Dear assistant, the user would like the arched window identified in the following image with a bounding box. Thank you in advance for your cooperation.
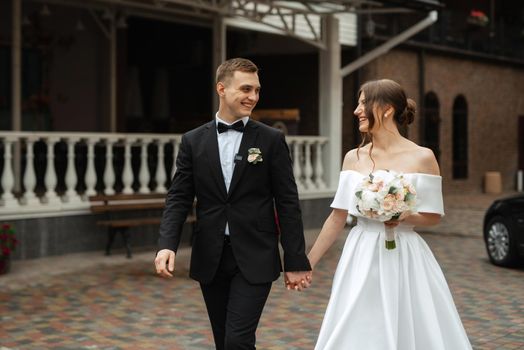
[422,92,440,162]
[452,95,468,179]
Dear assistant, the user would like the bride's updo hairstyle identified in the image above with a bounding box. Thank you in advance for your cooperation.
[357,79,416,164]
[359,78,416,130]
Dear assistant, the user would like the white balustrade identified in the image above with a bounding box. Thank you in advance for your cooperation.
[64,138,82,204]
[171,139,179,179]
[155,140,167,193]
[122,139,134,194]
[1,138,19,208]
[22,138,39,205]
[303,140,315,189]
[0,131,328,217]
[85,138,97,196]
[103,139,116,195]
[43,138,61,205]
[292,140,304,191]
[288,136,329,193]
[138,139,151,194]
[314,140,327,189]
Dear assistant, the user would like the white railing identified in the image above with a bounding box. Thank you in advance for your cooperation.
[0,131,331,218]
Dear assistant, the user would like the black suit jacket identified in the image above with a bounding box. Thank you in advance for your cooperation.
[158,119,311,284]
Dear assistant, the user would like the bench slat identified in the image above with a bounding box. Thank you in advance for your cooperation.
[89,193,166,201]
[91,202,165,213]
[96,215,196,228]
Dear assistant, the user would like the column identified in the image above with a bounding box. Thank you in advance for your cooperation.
[319,15,341,190]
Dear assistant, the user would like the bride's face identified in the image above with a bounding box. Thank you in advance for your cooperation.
[354,92,371,132]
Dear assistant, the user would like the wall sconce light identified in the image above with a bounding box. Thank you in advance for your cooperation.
[102,8,113,21]
[76,19,85,31]
[117,15,127,29]
[40,4,51,16]
[22,15,32,26]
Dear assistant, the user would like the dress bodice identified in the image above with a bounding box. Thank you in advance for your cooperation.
[330,170,445,218]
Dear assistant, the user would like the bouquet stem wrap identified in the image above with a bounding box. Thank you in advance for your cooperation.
[385,226,396,250]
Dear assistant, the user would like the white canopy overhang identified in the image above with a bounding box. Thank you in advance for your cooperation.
[10,0,441,190]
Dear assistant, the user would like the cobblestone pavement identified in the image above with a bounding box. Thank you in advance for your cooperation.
[1,192,523,350]
[425,192,515,237]
[2,232,524,349]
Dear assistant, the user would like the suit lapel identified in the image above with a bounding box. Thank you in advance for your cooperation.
[204,121,228,198]
[228,120,259,198]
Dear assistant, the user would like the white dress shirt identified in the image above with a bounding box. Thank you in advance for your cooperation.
[216,114,249,235]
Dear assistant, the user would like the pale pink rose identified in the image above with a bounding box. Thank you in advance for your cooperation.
[407,184,416,194]
[382,194,396,211]
[393,200,406,212]
[368,180,384,192]
[248,154,258,162]
[395,190,405,201]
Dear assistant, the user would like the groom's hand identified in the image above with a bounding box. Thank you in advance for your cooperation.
[155,249,176,278]
[284,271,312,291]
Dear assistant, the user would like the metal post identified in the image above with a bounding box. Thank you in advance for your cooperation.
[212,16,226,113]
[12,0,22,193]
[12,0,21,132]
[110,18,117,132]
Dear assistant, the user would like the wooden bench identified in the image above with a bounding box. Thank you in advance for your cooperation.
[89,193,196,258]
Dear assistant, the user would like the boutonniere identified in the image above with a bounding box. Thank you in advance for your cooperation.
[247,148,263,164]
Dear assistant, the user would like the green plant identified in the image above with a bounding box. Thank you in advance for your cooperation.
[0,223,18,257]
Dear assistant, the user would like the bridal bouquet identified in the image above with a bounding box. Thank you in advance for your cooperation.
[355,170,417,249]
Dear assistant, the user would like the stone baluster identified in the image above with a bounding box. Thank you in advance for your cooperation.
[171,139,179,178]
[314,140,327,189]
[64,137,82,204]
[103,139,116,195]
[154,140,167,193]
[85,138,98,196]
[22,137,40,206]
[122,138,134,194]
[43,137,61,205]
[138,139,150,194]
[1,138,20,208]
[292,140,304,191]
[303,140,315,190]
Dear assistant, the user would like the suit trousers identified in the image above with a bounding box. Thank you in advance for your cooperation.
[200,236,272,350]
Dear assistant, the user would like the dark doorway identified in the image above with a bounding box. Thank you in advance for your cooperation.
[126,18,213,133]
[423,92,440,162]
[519,116,524,170]
[452,95,468,179]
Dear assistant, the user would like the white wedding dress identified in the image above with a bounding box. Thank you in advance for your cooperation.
[315,170,472,350]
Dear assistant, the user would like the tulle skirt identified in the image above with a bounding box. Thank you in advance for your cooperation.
[315,218,472,350]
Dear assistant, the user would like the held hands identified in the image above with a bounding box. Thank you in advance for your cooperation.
[155,249,176,278]
[284,270,313,291]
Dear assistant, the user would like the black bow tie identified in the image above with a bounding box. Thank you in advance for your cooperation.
[217,120,245,134]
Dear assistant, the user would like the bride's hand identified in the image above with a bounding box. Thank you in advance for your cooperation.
[384,220,400,228]
[384,211,412,228]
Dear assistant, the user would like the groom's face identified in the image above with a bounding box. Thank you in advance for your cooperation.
[219,71,260,119]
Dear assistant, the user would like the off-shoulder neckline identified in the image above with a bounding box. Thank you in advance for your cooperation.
[341,169,442,178]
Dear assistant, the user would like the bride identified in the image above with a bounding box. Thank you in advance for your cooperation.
[307,79,472,349]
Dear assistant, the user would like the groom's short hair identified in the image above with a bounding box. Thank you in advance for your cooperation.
[216,58,258,85]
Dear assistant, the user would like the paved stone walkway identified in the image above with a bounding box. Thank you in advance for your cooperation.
[2,228,524,349]
[425,192,514,237]
[1,191,523,349]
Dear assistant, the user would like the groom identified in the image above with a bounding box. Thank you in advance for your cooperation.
[155,57,312,350]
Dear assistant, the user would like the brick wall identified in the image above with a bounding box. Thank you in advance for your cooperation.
[356,49,524,193]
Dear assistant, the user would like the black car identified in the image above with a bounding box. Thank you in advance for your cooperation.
[484,193,524,266]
